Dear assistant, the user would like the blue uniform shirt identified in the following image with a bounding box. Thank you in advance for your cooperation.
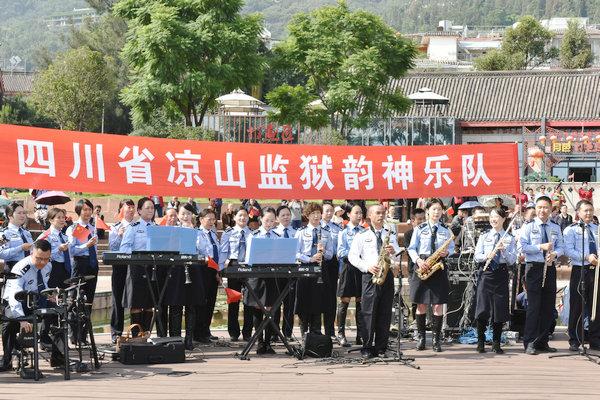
[67,220,98,257]
[119,219,154,253]
[47,226,70,263]
[295,223,334,263]
[218,225,253,269]
[273,224,297,239]
[337,223,366,260]
[2,256,52,318]
[0,223,34,263]
[408,221,455,263]
[563,222,599,266]
[108,219,133,251]
[474,229,518,265]
[198,227,220,260]
[518,217,565,263]
[321,220,342,256]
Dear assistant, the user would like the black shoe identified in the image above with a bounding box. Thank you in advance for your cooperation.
[197,337,212,344]
[355,336,363,346]
[209,335,218,341]
[432,340,443,353]
[242,336,251,342]
[416,335,426,351]
[569,343,580,352]
[265,344,276,355]
[476,341,486,354]
[184,337,194,351]
[50,355,65,368]
[525,343,538,355]
[337,334,350,347]
[492,342,504,354]
[536,344,557,353]
[360,348,374,358]
[256,343,267,355]
[230,336,239,342]
[0,364,13,372]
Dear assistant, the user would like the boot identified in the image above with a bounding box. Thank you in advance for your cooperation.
[492,322,504,354]
[336,302,351,347]
[254,309,266,354]
[416,313,426,350]
[432,315,443,353]
[476,319,486,353]
[130,312,143,338]
[355,302,363,345]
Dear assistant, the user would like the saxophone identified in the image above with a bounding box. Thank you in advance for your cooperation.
[416,233,455,280]
[372,235,391,285]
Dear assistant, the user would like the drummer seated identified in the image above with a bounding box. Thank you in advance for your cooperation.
[1,239,65,371]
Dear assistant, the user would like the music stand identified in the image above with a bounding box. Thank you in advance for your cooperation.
[550,222,600,365]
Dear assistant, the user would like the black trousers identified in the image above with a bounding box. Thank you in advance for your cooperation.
[73,256,98,304]
[361,270,394,353]
[227,278,253,339]
[299,313,321,334]
[48,260,70,289]
[568,266,600,347]
[196,267,218,339]
[110,265,128,337]
[281,281,296,337]
[1,319,19,368]
[523,262,557,349]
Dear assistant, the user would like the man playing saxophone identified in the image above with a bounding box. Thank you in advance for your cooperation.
[408,198,455,352]
[348,204,403,358]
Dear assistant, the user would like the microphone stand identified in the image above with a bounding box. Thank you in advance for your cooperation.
[550,221,600,364]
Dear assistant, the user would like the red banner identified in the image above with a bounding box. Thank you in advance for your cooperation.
[0,124,520,199]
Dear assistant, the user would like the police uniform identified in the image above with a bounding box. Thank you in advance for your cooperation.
[1,257,63,369]
[163,226,206,345]
[473,228,517,352]
[563,221,600,348]
[195,226,220,341]
[407,221,456,305]
[337,223,366,297]
[295,223,334,334]
[119,219,156,309]
[108,219,131,340]
[321,220,341,337]
[219,225,254,341]
[408,220,455,351]
[348,226,402,355]
[519,217,565,352]
[66,220,99,304]
[0,223,34,272]
[273,224,297,338]
[46,226,72,289]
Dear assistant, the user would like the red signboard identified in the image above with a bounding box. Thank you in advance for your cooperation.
[0,124,520,199]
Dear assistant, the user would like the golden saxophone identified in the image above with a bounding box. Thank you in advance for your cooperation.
[417,233,455,280]
[372,235,391,286]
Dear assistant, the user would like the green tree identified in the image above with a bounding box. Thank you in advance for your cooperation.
[30,47,116,131]
[0,96,57,128]
[114,0,265,127]
[266,84,328,129]
[560,19,593,69]
[268,0,416,137]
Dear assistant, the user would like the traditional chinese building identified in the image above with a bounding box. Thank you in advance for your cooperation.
[391,69,600,182]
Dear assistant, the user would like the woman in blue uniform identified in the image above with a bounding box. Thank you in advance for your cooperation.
[473,208,517,354]
[408,198,455,352]
[119,197,156,336]
[0,202,34,272]
[246,207,281,354]
[46,207,72,289]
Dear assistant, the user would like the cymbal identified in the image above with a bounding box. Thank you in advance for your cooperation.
[64,282,87,291]
[0,271,19,279]
[64,275,96,285]
[40,287,61,296]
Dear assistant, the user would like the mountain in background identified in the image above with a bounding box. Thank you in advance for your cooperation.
[0,0,595,70]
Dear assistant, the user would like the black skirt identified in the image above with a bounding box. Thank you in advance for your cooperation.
[475,264,510,323]
[49,260,70,289]
[409,265,449,304]
[295,275,323,315]
[123,264,156,309]
[164,264,206,306]
[243,277,281,308]
[337,258,362,297]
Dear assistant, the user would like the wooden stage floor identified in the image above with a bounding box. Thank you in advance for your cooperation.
[1,329,600,399]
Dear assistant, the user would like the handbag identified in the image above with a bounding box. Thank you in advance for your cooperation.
[115,324,151,352]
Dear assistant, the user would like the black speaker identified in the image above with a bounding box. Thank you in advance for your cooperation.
[446,276,470,329]
[302,333,332,358]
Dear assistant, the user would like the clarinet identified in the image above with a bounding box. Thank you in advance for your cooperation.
[184,263,192,285]
[316,229,323,283]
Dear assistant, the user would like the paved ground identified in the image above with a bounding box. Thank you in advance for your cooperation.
[1,328,600,399]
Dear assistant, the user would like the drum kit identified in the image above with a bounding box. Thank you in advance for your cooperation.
[0,271,99,380]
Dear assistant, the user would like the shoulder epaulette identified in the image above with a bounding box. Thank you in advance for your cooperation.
[439,222,447,228]
[224,226,233,232]
[525,220,534,224]
[20,264,31,274]
[418,222,428,229]
[114,221,122,227]
[321,225,331,231]
[271,231,280,237]
[252,230,260,236]
[549,220,559,226]
[131,221,140,226]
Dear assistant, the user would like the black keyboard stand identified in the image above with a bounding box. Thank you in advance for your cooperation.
[237,278,303,360]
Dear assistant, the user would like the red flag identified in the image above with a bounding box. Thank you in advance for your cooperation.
[72,224,91,242]
[447,207,455,216]
[225,288,242,304]
[155,216,168,226]
[95,217,111,231]
[207,257,219,271]
[38,229,51,241]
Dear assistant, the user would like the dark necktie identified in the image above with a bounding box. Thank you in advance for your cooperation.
[376,230,383,252]
[266,231,271,238]
[238,230,246,262]
[37,269,48,308]
[19,228,30,257]
[354,226,360,233]
[59,233,72,276]
[430,225,438,253]
[541,223,549,259]
[87,225,98,269]
[588,225,597,255]
[209,231,219,263]
[493,232,501,264]
[311,227,318,256]
[283,228,289,238]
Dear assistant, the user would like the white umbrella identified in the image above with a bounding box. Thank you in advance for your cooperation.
[216,89,264,106]
[407,87,449,105]
[478,195,516,208]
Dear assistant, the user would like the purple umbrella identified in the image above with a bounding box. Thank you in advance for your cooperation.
[34,191,71,206]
